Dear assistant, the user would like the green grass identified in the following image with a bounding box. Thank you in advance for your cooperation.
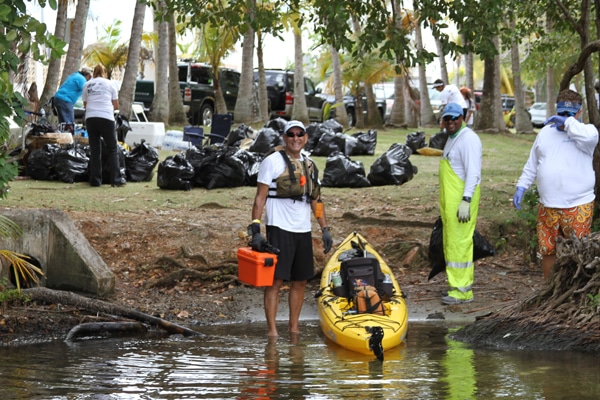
[2,126,536,239]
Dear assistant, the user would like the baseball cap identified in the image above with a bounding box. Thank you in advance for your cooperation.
[81,67,93,76]
[284,120,306,134]
[432,79,445,88]
[441,102,463,118]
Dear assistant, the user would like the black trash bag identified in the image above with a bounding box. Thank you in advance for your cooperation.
[305,122,327,153]
[312,131,345,156]
[157,153,195,190]
[321,119,344,133]
[367,143,417,186]
[427,217,497,280]
[233,148,264,186]
[26,144,61,181]
[428,131,449,150]
[116,114,132,142]
[29,121,58,135]
[53,144,89,183]
[248,127,283,154]
[322,152,370,188]
[350,130,377,156]
[226,124,254,147]
[406,131,427,152]
[101,142,128,184]
[126,139,159,182]
[265,118,288,135]
[186,146,246,189]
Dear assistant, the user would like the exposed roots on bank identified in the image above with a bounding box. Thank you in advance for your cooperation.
[453,232,600,351]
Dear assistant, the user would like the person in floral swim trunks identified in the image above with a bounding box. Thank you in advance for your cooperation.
[513,89,598,279]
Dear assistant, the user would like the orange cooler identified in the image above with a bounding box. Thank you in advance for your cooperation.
[237,247,278,286]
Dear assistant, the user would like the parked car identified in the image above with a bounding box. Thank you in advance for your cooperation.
[529,102,547,128]
[256,69,327,122]
[134,62,240,126]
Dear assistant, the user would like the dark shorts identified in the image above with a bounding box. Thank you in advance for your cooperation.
[266,226,314,281]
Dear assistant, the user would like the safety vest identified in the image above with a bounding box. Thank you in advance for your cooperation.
[268,150,320,202]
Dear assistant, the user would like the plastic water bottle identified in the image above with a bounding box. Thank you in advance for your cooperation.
[383,274,392,284]
[331,271,342,287]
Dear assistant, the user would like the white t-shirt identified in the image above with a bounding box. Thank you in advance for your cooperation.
[516,117,598,208]
[440,84,468,109]
[442,125,482,198]
[82,77,118,121]
[257,151,312,233]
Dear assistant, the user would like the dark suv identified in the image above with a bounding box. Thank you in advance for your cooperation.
[256,69,327,122]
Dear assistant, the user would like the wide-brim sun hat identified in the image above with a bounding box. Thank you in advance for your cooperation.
[284,120,306,134]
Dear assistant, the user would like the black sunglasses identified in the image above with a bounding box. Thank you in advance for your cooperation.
[285,131,306,138]
[443,115,461,122]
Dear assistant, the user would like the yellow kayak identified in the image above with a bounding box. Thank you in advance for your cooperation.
[316,232,408,360]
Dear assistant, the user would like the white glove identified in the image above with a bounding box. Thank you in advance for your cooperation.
[457,200,471,223]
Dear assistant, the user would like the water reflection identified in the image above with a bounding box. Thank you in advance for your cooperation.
[0,322,598,399]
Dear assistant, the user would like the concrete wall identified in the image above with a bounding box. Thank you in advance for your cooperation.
[0,209,115,296]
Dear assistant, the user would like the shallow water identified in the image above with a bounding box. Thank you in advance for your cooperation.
[0,322,598,399]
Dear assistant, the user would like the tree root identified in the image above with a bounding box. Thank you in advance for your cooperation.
[453,232,600,351]
[66,321,147,341]
[23,287,202,337]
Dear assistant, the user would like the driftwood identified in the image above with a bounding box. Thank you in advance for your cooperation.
[23,287,202,337]
[453,232,600,351]
[66,321,147,341]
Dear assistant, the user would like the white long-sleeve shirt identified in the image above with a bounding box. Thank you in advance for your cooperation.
[442,125,482,198]
[516,117,598,208]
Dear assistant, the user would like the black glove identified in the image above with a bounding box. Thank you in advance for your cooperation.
[247,222,261,237]
[322,228,333,254]
[250,232,268,252]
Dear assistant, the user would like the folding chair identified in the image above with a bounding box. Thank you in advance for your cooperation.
[183,126,205,148]
[131,103,149,122]
[205,113,232,145]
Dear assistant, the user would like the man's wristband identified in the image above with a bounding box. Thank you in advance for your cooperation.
[462,196,471,203]
[321,226,330,233]
[252,219,261,224]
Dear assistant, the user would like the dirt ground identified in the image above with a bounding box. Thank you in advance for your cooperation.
[0,204,543,346]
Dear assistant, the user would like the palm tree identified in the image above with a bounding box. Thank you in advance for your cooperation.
[167,14,188,125]
[149,1,169,124]
[61,0,90,84]
[40,0,70,111]
[118,0,147,120]
[291,15,309,124]
[233,0,257,124]
[82,20,128,79]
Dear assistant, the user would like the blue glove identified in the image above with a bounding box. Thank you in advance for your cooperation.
[513,187,526,210]
[544,115,568,131]
[322,228,333,254]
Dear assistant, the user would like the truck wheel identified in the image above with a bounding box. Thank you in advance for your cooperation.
[200,104,214,127]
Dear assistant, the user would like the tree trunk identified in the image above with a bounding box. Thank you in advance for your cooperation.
[40,0,68,110]
[118,0,146,120]
[509,18,534,134]
[389,75,406,126]
[416,21,437,127]
[364,82,383,128]
[256,31,269,123]
[404,77,419,128]
[435,37,449,84]
[292,28,309,124]
[546,17,556,116]
[233,0,257,124]
[474,36,505,133]
[167,14,188,125]
[150,2,169,124]
[330,45,349,127]
[60,0,90,84]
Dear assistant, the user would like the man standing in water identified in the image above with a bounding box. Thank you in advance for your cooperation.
[438,102,482,305]
[249,120,333,337]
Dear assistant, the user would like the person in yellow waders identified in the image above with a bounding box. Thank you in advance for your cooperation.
[439,102,482,305]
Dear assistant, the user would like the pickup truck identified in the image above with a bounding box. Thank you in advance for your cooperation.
[134,62,240,126]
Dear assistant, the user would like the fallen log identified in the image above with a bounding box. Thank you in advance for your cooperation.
[66,321,147,341]
[23,287,202,337]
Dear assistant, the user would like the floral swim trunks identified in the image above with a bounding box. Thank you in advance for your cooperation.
[536,201,594,256]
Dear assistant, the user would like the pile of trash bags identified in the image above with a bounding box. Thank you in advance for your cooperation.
[157,118,420,191]
[26,139,159,184]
